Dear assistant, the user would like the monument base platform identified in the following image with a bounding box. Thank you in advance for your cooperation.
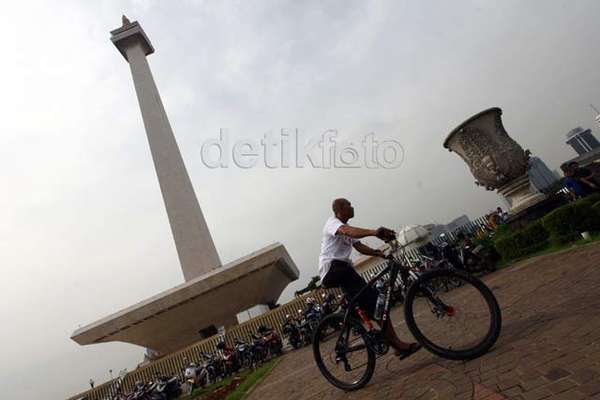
[71,243,298,355]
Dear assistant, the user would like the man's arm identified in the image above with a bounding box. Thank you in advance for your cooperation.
[582,179,598,189]
[579,169,597,188]
[337,224,396,240]
[353,242,385,257]
[337,225,377,239]
[580,168,595,180]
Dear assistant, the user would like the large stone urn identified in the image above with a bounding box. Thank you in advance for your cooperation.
[443,107,545,215]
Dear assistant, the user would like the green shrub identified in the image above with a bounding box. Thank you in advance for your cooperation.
[493,221,549,260]
[492,197,600,260]
[542,201,600,244]
[594,201,600,218]
[570,201,599,231]
[474,233,494,248]
[474,233,501,263]
[577,192,600,208]
[492,224,512,241]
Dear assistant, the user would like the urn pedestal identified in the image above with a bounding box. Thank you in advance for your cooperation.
[443,107,546,214]
[497,174,546,215]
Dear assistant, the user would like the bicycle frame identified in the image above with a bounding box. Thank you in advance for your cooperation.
[339,244,419,334]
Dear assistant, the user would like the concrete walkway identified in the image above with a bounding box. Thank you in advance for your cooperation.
[248,242,600,400]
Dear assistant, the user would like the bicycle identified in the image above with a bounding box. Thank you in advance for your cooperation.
[312,238,502,391]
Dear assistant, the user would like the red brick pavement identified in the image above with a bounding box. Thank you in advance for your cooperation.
[248,242,600,400]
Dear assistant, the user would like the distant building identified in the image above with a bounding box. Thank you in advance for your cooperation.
[446,215,471,232]
[424,215,471,240]
[561,147,600,171]
[422,223,447,239]
[528,157,558,193]
[429,224,449,238]
[566,127,600,155]
[592,104,600,131]
[552,169,562,180]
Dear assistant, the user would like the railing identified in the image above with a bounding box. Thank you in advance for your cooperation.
[68,216,490,400]
[429,215,490,247]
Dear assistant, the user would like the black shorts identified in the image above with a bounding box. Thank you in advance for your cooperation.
[321,259,378,318]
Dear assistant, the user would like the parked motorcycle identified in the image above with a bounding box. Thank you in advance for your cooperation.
[154,375,181,400]
[182,357,214,395]
[453,233,496,273]
[320,293,337,316]
[296,309,313,345]
[124,380,158,400]
[249,333,266,367]
[282,315,302,349]
[234,337,253,369]
[216,340,239,376]
[203,352,225,382]
[320,293,342,331]
[303,298,322,333]
[257,325,283,357]
[182,363,199,395]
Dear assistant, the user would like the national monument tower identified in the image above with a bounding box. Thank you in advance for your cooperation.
[71,17,298,356]
[111,16,220,281]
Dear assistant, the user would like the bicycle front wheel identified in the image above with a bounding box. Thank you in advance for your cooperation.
[404,268,501,360]
[312,313,375,391]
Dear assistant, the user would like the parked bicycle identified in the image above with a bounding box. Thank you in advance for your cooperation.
[312,238,502,391]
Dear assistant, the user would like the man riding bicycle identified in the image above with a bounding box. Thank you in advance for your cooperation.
[319,198,421,359]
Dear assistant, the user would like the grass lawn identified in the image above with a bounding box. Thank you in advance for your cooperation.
[497,232,600,268]
[225,359,279,400]
[184,359,280,400]
[186,376,236,399]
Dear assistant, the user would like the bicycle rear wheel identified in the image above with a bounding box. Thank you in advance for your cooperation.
[312,313,375,391]
[404,268,501,360]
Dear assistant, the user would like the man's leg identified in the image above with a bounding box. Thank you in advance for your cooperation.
[378,318,413,352]
[332,261,419,355]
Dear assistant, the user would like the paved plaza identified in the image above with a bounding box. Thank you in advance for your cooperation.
[248,242,600,400]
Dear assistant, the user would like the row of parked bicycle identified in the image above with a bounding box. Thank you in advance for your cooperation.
[104,374,181,400]
[180,325,283,394]
[281,293,339,349]
[104,325,284,399]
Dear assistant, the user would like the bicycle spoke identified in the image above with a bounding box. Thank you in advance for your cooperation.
[405,269,501,360]
[346,360,371,371]
[346,344,367,353]
[313,313,376,390]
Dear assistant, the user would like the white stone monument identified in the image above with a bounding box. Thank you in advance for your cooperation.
[71,17,299,359]
[111,16,221,281]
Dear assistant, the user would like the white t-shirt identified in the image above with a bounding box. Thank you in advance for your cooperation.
[318,216,359,280]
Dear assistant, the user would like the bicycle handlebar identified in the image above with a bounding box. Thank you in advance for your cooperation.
[383,238,400,256]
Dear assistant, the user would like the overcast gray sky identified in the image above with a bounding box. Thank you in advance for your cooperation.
[1,1,599,398]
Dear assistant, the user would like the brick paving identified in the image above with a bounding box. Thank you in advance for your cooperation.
[248,242,600,400]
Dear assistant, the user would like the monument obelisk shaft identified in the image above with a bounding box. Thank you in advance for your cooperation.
[111,18,221,281]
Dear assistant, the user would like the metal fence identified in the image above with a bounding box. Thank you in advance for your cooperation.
[429,215,490,247]
[67,216,490,400]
